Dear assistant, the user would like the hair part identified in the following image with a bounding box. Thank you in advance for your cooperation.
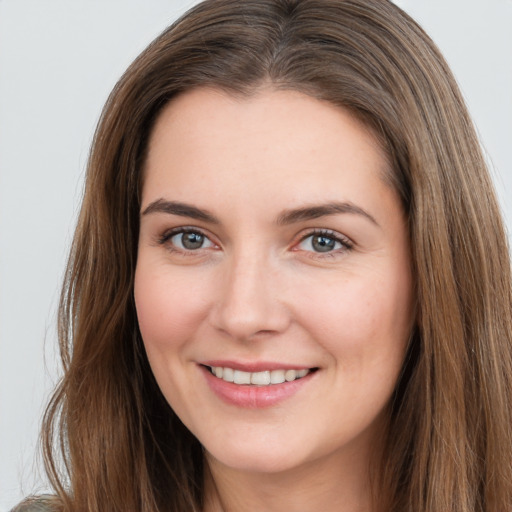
[35,1,512,511]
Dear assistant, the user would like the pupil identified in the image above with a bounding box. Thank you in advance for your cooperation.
[312,235,335,252]
[182,232,204,249]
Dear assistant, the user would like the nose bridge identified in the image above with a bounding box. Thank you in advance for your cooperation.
[212,244,288,340]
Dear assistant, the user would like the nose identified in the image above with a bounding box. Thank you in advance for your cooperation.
[210,251,290,341]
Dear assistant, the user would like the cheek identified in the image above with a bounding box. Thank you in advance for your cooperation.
[134,264,212,352]
[133,262,215,429]
[295,268,413,368]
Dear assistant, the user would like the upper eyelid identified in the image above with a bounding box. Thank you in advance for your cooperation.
[156,226,353,250]
[296,228,353,246]
[293,230,354,259]
[160,225,213,240]
[157,227,219,256]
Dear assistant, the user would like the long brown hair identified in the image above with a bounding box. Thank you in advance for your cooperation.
[34,0,512,510]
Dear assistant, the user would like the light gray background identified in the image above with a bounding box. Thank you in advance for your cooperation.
[1,1,511,509]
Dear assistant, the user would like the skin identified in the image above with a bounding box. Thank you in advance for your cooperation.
[135,87,414,512]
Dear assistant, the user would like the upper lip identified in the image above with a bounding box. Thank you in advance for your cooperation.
[200,360,316,372]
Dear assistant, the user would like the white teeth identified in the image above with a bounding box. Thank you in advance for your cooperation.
[251,371,270,385]
[209,366,312,386]
[285,369,296,381]
[223,367,234,382]
[233,370,251,385]
[270,369,285,384]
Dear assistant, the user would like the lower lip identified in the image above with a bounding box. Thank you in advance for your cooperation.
[200,365,316,408]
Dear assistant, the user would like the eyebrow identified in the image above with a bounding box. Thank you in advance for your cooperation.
[141,199,220,224]
[275,202,379,227]
[142,198,379,227]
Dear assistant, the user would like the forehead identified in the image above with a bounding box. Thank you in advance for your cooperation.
[142,87,395,218]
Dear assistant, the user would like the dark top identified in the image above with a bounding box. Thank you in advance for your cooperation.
[10,495,54,512]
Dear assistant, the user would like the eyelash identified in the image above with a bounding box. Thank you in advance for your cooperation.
[157,227,216,255]
[297,229,353,257]
[157,227,353,257]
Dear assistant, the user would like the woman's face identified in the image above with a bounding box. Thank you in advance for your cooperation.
[135,88,414,475]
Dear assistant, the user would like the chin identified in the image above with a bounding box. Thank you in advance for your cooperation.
[204,439,309,475]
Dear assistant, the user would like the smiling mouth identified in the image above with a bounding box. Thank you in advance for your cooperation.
[205,365,318,386]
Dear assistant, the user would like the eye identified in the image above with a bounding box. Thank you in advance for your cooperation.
[297,230,351,254]
[160,228,216,251]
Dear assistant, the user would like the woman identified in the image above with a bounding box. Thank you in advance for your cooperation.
[15,0,512,511]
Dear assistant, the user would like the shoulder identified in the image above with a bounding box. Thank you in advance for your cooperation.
[10,495,57,512]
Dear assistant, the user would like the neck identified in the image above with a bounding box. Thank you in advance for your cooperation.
[202,444,379,512]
